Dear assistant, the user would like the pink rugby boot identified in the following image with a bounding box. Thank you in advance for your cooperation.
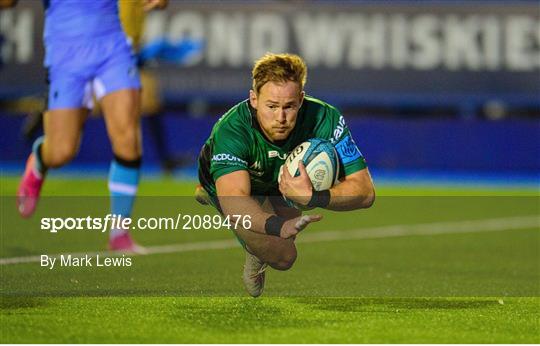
[17,154,45,218]
[108,231,147,254]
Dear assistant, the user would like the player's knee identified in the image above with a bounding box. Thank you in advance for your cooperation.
[111,128,139,157]
[45,144,78,167]
[270,249,297,271]
[116,126,137,145]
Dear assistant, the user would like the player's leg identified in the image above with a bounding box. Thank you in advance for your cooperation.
[41,109,87,167]
[234,200,300,271]
[101,88,142,160]
[236,230,297,271]
[96,36,143,252]
[234,197,301,297]
[238,228,297,297]
[17,73,89,217]
[100,88,143,252]
[195,180,301,297]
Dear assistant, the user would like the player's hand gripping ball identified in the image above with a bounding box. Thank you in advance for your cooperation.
[279,138,339,209]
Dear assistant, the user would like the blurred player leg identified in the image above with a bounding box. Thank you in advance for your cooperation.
[93,24,144,252]
[101,88,145,253]
[41,109,87,167]
[17,34,96,218]
[120,0,181,174]
[17,107,87,217]
[22,111,44,143]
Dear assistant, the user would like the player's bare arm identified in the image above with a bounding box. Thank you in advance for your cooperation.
[216,170,322,239]
[279,162,375,211]
[216,170,272,234]
[326,168,375,211]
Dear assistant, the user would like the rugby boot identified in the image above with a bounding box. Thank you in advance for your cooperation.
[195,184,211,205]
[17,154,45,218]
[108,231,147,254]
[243,251,267,298]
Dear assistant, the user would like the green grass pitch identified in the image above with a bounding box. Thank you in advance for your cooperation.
[1,175,538,343]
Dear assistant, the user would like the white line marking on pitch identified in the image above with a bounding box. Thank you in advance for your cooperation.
[0,215,538,266]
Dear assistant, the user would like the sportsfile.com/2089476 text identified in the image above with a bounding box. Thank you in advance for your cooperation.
[40,214,252,233]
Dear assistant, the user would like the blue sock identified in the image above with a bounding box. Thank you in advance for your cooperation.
[108,156,141,239]
[32,136,46,175]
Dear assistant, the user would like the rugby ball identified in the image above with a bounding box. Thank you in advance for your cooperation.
[279,138,339,209]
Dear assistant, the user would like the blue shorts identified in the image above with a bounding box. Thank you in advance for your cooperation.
[45,32,141,110]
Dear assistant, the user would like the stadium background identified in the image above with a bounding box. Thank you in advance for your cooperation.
[1,0,538,177]
[0,0,539,343]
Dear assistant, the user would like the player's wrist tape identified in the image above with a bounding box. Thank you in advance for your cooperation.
[265,215,285,237]
[307,189,331,208]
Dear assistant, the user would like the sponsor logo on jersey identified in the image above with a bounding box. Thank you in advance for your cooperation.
[249,161,264,177]
[268,150,287,160]
[250,161,262,170]
[332,116,346,143]
[212,153,247,166]
[335,135,362,164]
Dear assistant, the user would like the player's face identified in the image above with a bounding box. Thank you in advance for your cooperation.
[250,81,304,142]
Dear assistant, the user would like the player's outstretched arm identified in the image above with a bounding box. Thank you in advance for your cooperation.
[217,170,322,239]
[279,162,375,211]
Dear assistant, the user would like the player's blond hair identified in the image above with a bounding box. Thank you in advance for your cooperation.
[252,53,307,94]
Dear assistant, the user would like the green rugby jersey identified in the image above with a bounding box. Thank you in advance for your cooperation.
[198,96,367,197]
